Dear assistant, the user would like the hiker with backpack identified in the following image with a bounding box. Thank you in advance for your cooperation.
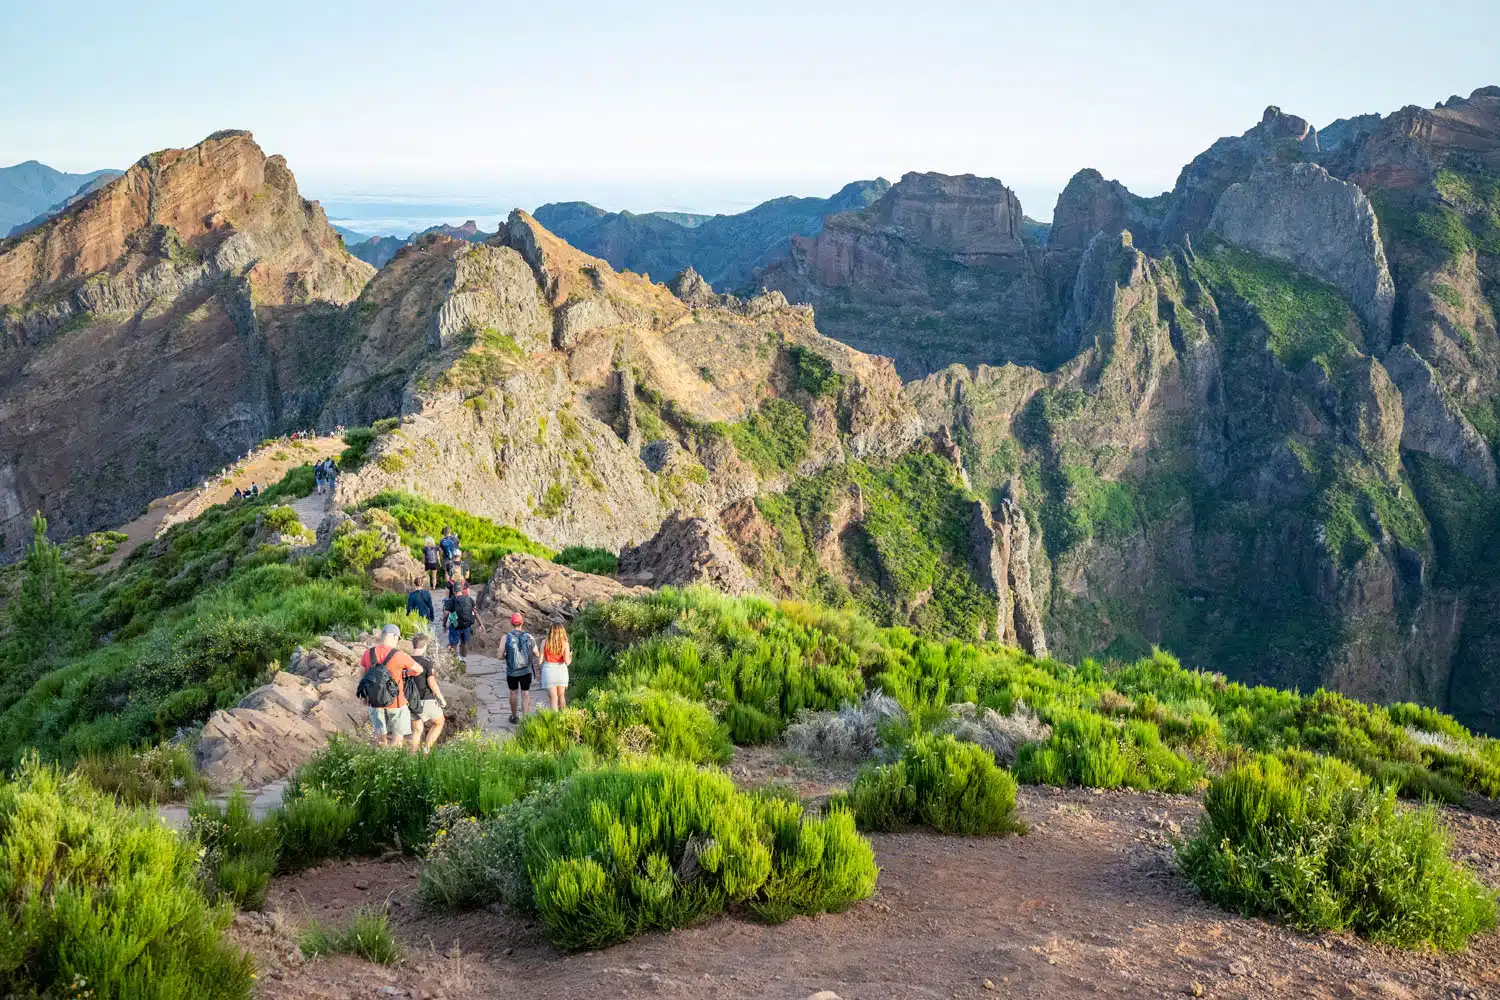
[421,536,442,589]
[501,612,539,723]
[355,624,423,748]
[407,633,449,753]
[439,526,460,561]
[443,548,470,596]
[406,576,434,624]
[541,623,572,710]
[443,584,485,659]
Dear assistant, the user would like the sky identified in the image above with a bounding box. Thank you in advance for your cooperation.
[4,0,1498,233]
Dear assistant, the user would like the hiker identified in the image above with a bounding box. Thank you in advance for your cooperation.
[501,612,538,723]
[439,526,460,560]
[421,536,442,589]
[314,460,327,495]
[407,633,449,752]
[443,583,485,659]
[249,482,260,497]
[541,623,572,710]
[232,488,243,500]
[443,548,469,595]
[406,576,434,623]
[355,624,422,749]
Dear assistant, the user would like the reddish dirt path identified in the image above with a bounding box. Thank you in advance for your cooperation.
[238,786,1499,1000]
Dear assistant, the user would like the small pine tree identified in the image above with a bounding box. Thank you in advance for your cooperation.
[9,513,86,666]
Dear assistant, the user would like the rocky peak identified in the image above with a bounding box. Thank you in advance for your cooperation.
[1208,161,1395,348]
[869,171,1028,258]
[1259,105,1317,143]
[668,266,722,306]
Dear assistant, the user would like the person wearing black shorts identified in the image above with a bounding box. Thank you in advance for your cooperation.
[501,613,538,723]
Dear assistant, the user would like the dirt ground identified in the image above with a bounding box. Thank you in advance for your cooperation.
[237,762,1499,1000]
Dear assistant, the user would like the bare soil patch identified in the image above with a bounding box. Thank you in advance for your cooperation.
[245,785,1499,1000]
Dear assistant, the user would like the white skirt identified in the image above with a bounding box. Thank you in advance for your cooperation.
[541,663,570,690]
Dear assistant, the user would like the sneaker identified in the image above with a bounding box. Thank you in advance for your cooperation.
[508,714,518,724]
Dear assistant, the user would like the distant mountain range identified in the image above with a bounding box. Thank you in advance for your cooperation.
[0,161,121,235]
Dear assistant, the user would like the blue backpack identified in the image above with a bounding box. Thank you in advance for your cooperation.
[503,629,534,676]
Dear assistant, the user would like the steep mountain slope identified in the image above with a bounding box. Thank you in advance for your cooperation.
[0,130,373,553]
[899,86,1500,732]
[326,212,925,555]
[533,179,890,294]
[0,161,119,234]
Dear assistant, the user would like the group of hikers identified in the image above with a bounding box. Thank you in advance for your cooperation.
[313,458,337,495]
[357,524,573,747]
[231,483,260,500]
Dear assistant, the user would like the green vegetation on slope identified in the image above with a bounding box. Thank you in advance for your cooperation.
[724,397,811,475]
[753,452,997,639]
[363,490,554,581]
[0,467,422,768]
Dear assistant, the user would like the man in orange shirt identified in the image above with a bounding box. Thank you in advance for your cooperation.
[357,624,424,749]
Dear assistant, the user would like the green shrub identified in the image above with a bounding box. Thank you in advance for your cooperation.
[553,545,619,575]
[339,426,378,469]
[520,760,876,950]
[284,733,589,856]
[363,490,553,581]
[273,788,357,872]
[0,760,255,999]
[329,524,386,573]
[1177,756,1497,950]
[725,398,811,474]
[847,734,1022,835]
[514,687,731,765]
[73,742,209,805]
[1014,709,1202,793]
[300,907,401,964]
[788,345,846,398]
[190,788,281,910]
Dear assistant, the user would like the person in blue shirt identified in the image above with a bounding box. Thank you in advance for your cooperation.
[406,576,434,624]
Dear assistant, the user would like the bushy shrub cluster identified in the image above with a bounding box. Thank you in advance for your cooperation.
[299,907,400,964]
[514,687,731,765]
[783,692,905,762]
[363,490,554,580]
[844,733,1023,836]
[938,700,1051,767]
[0,760,255,999]
[1178,755,1497,950]
[1014,710,1202,793]
[553,544,620,576]
[73,742,209,805]
[523,760,876,949]
[191,788,282,910]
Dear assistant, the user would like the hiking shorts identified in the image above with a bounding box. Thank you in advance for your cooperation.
[415,700,445,723]
[369,705,411,737]
[448,625,474,647]
[506,673,533,691]
[541,664,570,690]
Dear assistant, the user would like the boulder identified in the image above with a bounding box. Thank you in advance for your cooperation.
[480,552,647,633]
[619,511,760,595]
[1209,161,1395,348]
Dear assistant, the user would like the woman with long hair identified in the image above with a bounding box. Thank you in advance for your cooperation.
[541,624,571,710]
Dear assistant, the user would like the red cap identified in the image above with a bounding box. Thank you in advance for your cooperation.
[510,613,524,626]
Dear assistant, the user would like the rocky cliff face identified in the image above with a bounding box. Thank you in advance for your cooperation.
[901,86,1500,732]
[532,180,890,294]
[0,131,373,553]
[758,172,1048,378]
[328,210,924,552]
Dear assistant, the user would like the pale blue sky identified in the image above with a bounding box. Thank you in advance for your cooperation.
[4,0,1497,223]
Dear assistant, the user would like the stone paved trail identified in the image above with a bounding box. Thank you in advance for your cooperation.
[464,653,532,736]
[288,490,331,533]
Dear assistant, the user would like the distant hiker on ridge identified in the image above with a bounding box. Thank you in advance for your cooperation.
[355,624,423,749]
[502,612,538,723]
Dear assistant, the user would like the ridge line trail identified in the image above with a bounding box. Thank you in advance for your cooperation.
[100,434,344,571]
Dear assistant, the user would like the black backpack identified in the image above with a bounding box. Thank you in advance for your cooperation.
[451,594,476,629]
[356,647,402,708]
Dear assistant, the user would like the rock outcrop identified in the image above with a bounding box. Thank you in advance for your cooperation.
[329,209,923,552]
[195,635,476,788]
[1209,161,1395,347]
[1383,344,1498,487]
[0,130,373,554]
[619,512,760,595]
[480,552,647,631]
[758,172,1048,377]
